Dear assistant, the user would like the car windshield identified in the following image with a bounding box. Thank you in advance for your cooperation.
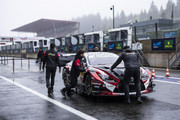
[87,53,124,67]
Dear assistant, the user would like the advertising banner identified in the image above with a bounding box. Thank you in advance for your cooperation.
[107,42,116,51]
[116,41,123,51]
[88,43,100,51]
[163,31,177,38]
[107,41,123,51]
[151,38,176,51]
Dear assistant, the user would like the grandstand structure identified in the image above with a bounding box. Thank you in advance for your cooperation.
[12,18,79,38]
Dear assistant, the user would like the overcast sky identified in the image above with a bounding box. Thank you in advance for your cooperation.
[0,0,176,37]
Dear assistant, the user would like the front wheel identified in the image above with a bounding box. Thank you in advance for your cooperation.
[84,74,93,96]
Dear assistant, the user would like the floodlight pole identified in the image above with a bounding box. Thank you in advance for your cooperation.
[110,5,115,28]
[53,21,57,37]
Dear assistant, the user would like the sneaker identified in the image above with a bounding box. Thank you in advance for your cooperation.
[51,87,54,93]
[48,88,51,94]
[137,97,143,104]
[124,96,131,104]
[51,89,54,93]
[67,91,74,96]
[60,89,66,97]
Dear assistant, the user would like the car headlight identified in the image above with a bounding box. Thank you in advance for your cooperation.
[141,68,149,81]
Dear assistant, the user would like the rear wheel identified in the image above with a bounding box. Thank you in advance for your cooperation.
[84,74,93,96]
[62,68,71,87]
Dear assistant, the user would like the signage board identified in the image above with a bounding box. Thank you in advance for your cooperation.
[163,31,177,38]
[151,38,176,51]
[107,41,123,51]
[116,41,123,51]
[107,42,116,51]
[88,43,100,51]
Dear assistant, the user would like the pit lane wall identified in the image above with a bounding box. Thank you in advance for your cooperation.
[140,37,180,68]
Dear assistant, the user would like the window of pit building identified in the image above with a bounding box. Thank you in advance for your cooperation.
[34,41,37,46]
[103,35,110,43]
[109,31,121,41]
[121,30,128,40]
[65,37,71,45]
[11,45,15,50]
[85,35,93,44]
[44,40,47,46]
[7,46,10,50]
[50,39,55,44]
[17,44,21,49]
[22,43,26,49]
[25,43,29,49]
[39,40,43,48]
[85,34,100,44]
[30,41,33,48]
[93,34,100,43]
[62,38,65,46]
[79,35,83,44]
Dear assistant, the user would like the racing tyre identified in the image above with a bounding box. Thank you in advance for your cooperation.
[62,68,71,87]
[85,74,93,96]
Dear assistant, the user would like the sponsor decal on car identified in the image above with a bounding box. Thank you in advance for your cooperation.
[103,81,116,92]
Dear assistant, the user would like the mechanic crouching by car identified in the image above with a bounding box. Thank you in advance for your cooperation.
[61,49,87,96]
[44,43,61,94]
[36,47,45,70]
[111,46,142,104]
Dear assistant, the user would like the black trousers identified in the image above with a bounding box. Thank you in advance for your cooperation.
[123,68,141,98]
[38,58,45,70]
[46,67,56,89]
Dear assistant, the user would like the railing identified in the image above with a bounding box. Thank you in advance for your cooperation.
[136,50,144,67]
[0,54,41,73]
[132,37,150,67]
[168,40,180,68]
[136,50,150,67]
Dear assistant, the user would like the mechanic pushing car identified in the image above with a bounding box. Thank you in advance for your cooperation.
[44,43,61,94]
[111,46,142,104]
[61,49,88,96]
[36,47,45,70]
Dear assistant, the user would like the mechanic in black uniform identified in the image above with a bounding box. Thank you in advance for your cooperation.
[36,47,45,70]
[60,50,87,96]
[111,46,142,104]
[44,43,61,94]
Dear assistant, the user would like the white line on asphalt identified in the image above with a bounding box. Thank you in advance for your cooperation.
[0,75,98,120]
[149,67,180,72]
[156,75,180,80]
[154,79,180,85]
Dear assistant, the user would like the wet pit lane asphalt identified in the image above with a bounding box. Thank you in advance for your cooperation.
[0,59,180,120]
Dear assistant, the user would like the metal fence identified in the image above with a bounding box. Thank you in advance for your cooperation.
[0,54,42,73]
